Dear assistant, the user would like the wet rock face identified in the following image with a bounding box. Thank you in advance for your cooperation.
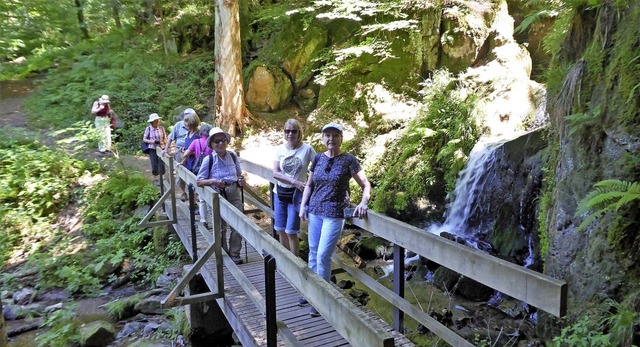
[447,129,547,266]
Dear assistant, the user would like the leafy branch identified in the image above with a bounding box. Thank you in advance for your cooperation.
[575,179,640,232]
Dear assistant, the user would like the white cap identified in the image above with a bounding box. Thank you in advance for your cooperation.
[321,122,343,133]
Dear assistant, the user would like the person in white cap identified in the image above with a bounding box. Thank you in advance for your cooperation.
[298,122,371,317]
[163,108,200,200]
[90,95,112,153]
[142,113,167,181]
[196,127,245,265]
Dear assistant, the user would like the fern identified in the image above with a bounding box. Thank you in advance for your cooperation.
[575,180,640,231]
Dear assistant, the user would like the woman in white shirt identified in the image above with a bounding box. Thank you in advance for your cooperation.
[272,119,316,256]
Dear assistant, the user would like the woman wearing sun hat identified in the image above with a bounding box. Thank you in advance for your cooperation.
[91,95,112,153]
[142,113,167,181]
[298,122,371,317]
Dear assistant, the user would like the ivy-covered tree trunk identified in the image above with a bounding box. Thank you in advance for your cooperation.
[214,0,249,137]
[75,0,90,40]
[111,0,122,29]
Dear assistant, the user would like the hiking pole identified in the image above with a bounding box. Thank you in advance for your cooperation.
[239,176,247,263]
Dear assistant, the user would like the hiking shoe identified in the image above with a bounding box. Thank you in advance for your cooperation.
[298,297,309,306]
[309,307,320,317]
[231,257,243,265]
[202,222,209,229]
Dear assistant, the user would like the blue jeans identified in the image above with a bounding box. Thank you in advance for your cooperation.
[274,190,302,234]
[307,213,345,282]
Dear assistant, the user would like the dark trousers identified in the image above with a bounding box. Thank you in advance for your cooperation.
[149,150,165,176]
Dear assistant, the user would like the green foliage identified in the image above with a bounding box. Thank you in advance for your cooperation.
[565,107,601,136]
[553,298,639,346]
[164,308,190,339]
[104,294,144,320]
[0,145,86,216]
[36,306,80,347]
[0,138,88,266]
[369,70,480,216]
[27,169,184,294]
[17,36,215,153]
[575,179,640,232]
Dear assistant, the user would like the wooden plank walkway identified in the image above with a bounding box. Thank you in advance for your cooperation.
[166,199,414,347]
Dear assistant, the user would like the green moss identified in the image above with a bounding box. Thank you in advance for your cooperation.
[537,141,558,258]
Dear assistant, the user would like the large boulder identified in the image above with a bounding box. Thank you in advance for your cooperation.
[245,65,293,112]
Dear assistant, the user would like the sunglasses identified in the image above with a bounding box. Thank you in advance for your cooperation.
[284,129,299,134]
[324,157,335,173]
[212,137,227,144]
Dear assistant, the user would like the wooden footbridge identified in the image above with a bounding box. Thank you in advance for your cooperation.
[139,149,567,347]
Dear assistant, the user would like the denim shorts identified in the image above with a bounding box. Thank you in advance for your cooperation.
[274,189,302,234]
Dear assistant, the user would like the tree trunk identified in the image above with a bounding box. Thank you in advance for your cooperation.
[75,0,90,40]
[214,0,249,137]
[111,0,122,29]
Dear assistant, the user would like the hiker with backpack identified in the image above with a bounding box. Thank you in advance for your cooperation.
[180,124,213,223]
[196,127,245,265]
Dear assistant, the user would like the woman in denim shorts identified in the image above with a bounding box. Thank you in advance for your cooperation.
[272,119,316,256]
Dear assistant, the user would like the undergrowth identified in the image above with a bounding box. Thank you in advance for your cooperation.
[0,129,91,266]
[369,70,480,217]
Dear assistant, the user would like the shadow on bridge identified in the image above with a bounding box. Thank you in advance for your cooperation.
[138,148,566,347]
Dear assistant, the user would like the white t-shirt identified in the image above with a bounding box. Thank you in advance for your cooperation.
[273,143,316,189]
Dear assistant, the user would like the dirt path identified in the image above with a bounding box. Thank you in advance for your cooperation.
[0,79,33,128]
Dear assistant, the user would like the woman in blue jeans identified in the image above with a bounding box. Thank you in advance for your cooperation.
[272,119,316,257]
[299,122,371,317]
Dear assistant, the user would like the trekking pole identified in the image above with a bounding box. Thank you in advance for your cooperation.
[239,177,247,263]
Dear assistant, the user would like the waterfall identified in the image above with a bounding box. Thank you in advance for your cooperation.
[428,137,511,236]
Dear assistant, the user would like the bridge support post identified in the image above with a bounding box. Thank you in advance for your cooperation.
[264,253,277,347]
[188,184,198,261]
[184,272,233,346]
[393,244,405,333]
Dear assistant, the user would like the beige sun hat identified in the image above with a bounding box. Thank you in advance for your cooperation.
[99,95,110,104]
[147,113,161,123]
[207,127,231,147]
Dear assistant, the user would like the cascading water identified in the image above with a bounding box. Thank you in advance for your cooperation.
[428,137,511,238]
[426,134,543,323]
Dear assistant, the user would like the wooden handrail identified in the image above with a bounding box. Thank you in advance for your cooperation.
[155,152,395,347]
[238,158,567,318]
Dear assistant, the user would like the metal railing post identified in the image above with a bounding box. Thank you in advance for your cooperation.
[393,244,405,332]
[264,252,277,347]
[188,183,198,262]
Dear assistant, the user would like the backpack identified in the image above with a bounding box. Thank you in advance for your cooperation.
[182,133,200,171]
[189,140,207,174]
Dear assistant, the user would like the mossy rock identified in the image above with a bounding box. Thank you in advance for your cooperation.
[281,18,329,89]
[245,65,293,112]
[79,320,116,347]
[353,236,387,260]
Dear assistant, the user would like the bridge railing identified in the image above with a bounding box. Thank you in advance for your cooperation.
[142,149,395,347]
[240,158,567,347]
